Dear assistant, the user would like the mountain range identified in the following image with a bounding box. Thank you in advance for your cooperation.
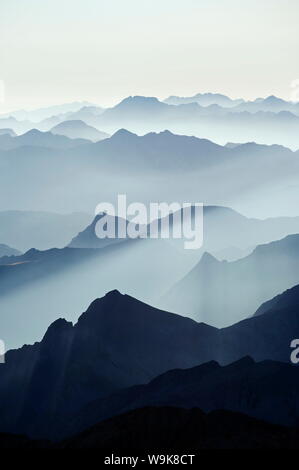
[2,95,299,149]
[0,129,90,150]
[0,102,95,122]
[2,406,299,449]
[161,233,299,326]
[164,92,245,107]
[0,244,21,258]
[58,406,299,450]
[0,285,299,440]
[3,205,299,347]
[0,127,298,216]
[50,120,109,142]
[85,96,299,149]
[0,210,91,252]
[165,94,299,115]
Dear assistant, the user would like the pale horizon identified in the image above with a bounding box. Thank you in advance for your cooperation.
[0,89,298,115]
[0,0,298,114]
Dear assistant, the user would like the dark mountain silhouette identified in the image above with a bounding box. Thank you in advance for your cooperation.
[2,406,299,449]
[59,406,299,450]
[62,358,299,439]
[0,244,21,258]
[0,210,91,252]
[161,233,299,326]
[0,287,299,439]
[253,283,299,317]
[0,433,48,449]
[0,291,215,438]
[50,120,109,142]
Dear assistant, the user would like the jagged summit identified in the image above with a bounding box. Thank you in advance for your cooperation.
[104,289,123,298]
[43,318,73,341]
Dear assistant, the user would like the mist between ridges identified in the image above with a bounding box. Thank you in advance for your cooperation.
[94,195,203,250]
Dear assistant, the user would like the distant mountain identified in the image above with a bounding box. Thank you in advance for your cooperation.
[0,128,298,215]
[0,235,198,349]
[0,117,33,135]
[0,129,16,137]
[68,213,131,248]
[164,92,244,108]
[164,93,299,116]
[161,234,299,326]
[69,205,299,260]
[0,210,91,252]
[1,287,299,439]
[0,129,90,150]
[64,106,105,124]
[105,96,167,117]
[201,205,299,260]
[50,120,109,142]
[90,96,299,149]
[225,142,242,148]
[2,97,299,148]
[233,95,299,115]
[0,102,94,123]
[0,244,21,258]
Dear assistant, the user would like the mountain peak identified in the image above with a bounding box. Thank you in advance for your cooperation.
[200,252,220,265]
[264,95,284,103]
[42,318,73,342]
[111,128,137,139]
[83,290,125,312]
[120,96,161,105]
[113,96,165,111]
[105,289,123,298]
[21,129,43,137]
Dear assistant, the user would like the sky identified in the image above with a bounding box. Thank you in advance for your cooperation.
[0,0,298,112]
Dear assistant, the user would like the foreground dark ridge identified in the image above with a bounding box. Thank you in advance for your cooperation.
[1,407,299,449]
[0,285,299,439]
